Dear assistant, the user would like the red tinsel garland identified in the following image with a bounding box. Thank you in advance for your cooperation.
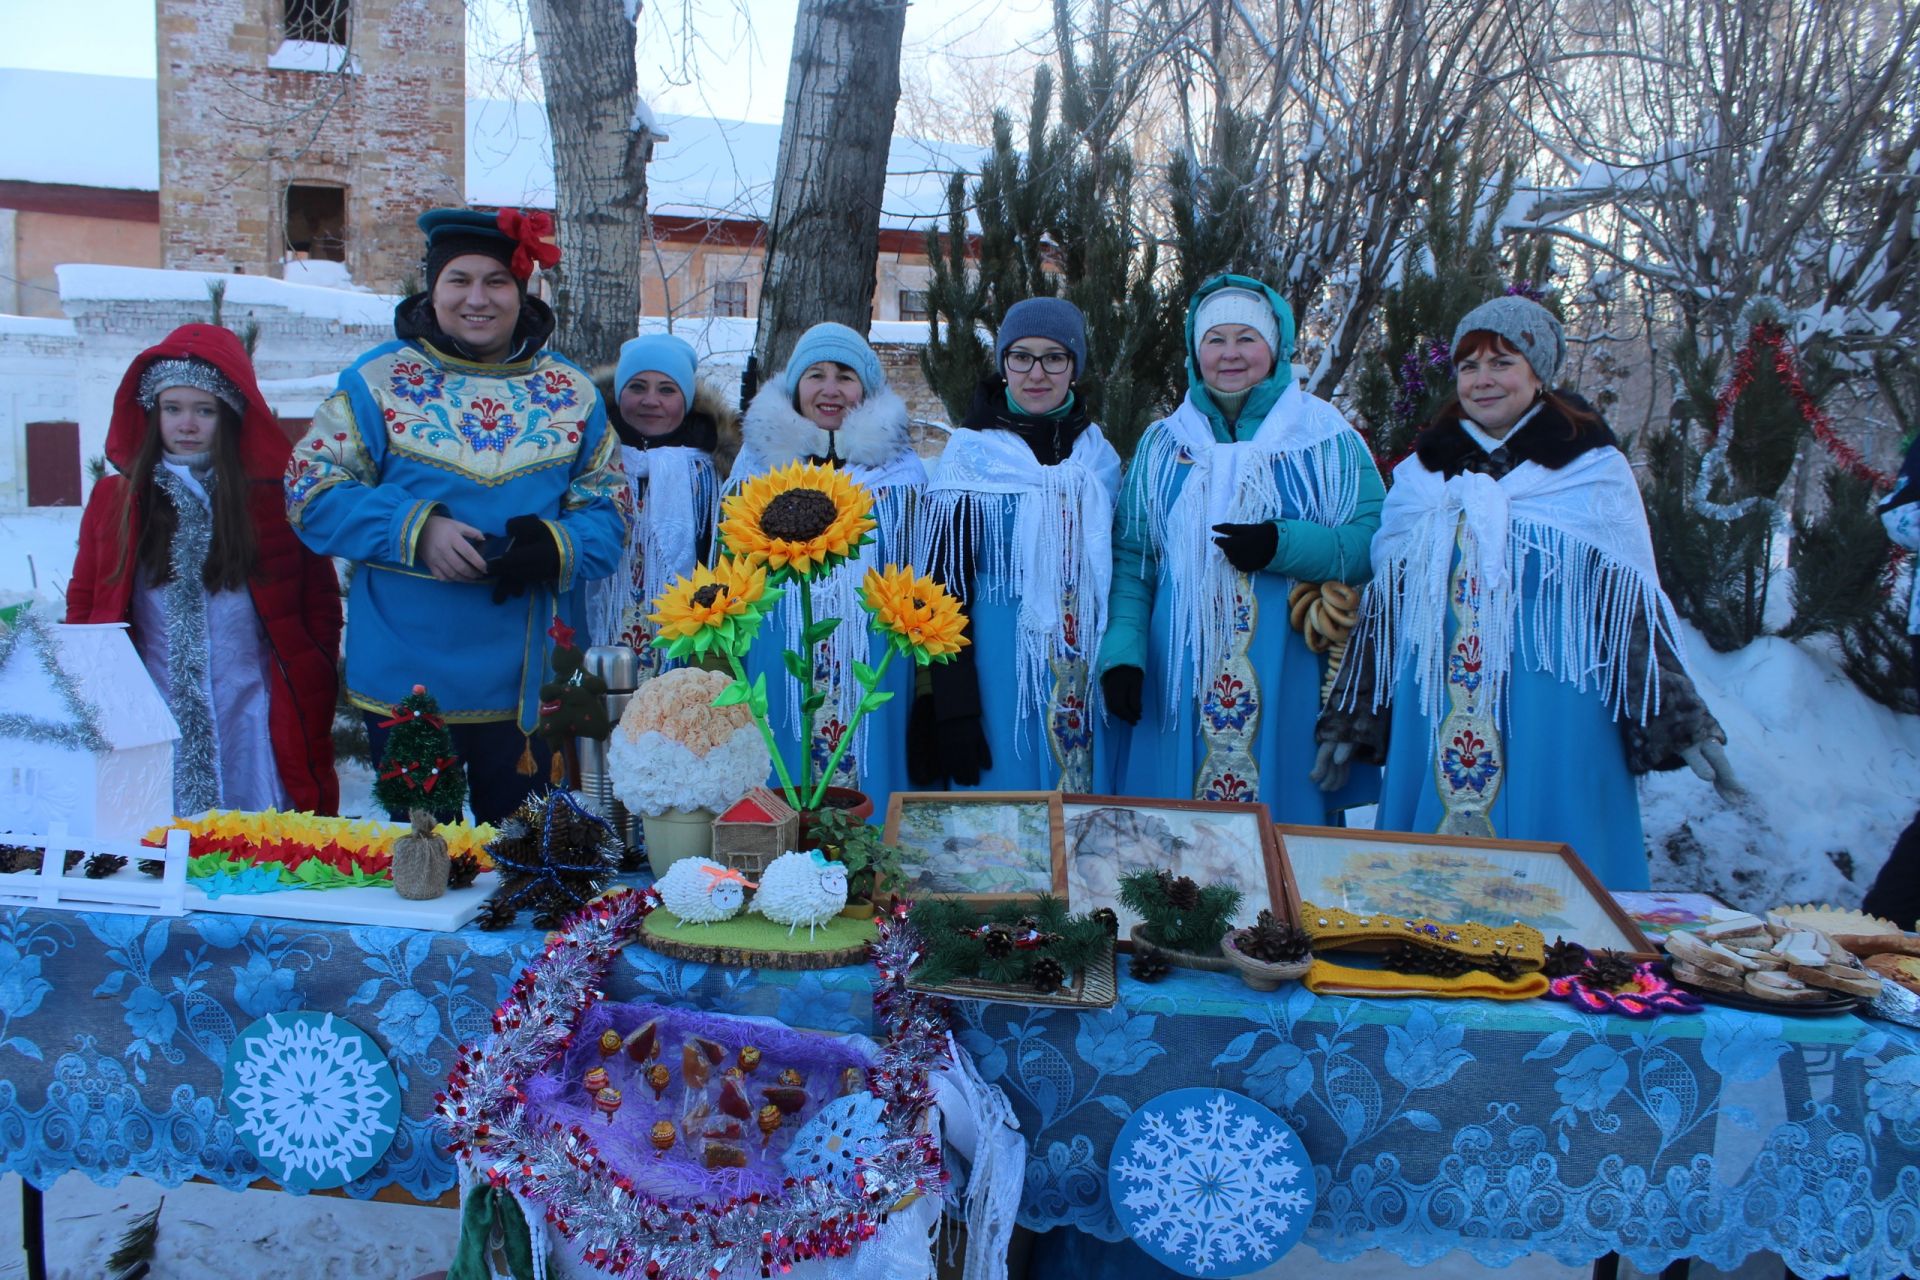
[1711,321,1893,493]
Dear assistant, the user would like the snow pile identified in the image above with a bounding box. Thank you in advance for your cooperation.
[279,259,363,291]
[1642,620,1920,912]
[266,39,359,75]
[56,265,396,326]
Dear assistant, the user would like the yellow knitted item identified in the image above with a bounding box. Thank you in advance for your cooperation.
[1300,901,1546,972]
[1304,957,1550,1000]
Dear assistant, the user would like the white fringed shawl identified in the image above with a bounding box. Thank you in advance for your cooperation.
[918,424,1122,742]
[1356,445,1687,728]
[1132,384,1363,711]
[589,443,716,647]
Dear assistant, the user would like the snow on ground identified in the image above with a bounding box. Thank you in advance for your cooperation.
[1642,620,1920,914]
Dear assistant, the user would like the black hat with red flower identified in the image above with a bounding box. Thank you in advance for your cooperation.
[418,207,561,294]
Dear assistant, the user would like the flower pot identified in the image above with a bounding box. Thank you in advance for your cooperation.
[838,899,878,921]
[797,787,875,850]
[641,806,715,878]
[1129,922,1235,974]
[1221,930,1313,991]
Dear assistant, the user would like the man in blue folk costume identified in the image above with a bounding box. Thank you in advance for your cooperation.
[1316,295,1737,887]
[284,207,627,823]
[1095,275,1384,816]
[912,298,1123,791]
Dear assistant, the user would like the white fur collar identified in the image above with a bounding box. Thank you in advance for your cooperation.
[742,381,910,469]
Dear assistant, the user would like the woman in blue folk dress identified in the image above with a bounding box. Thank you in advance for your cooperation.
[1315,295,1739,888]
[1094,275,1384,818]
[724,323,923,808]
[911,298,1122,791]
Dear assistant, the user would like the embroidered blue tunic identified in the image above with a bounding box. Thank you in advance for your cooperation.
[285,340,627,731]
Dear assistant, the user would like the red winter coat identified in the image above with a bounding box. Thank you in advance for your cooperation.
[67,324,343,814]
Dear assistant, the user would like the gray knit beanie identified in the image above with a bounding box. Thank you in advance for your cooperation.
[996,297,1088,378]
[1451,296,1566,389]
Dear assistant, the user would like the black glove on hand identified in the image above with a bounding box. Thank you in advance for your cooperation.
[1212,521,1279,573]
[936,715,994,787]
[490,515,563,604]
[906,693,941,786]
[1102,665,1145,725]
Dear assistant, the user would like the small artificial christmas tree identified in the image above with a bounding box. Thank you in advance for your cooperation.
[375,684,466,821]
[535,616,609,788]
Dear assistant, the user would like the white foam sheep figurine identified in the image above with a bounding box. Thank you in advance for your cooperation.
[654,858,755,927]
[750,850,849,939]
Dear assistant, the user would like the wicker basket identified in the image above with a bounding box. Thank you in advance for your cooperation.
[711,787,800,878]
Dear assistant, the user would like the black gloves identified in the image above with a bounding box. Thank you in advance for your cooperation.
[1102,665,1144,725]
[490,514,563,604]
[906,693,994,786]
[1211,521,1279,573]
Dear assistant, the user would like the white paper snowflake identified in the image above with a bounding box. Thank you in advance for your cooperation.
[227,1012,398,1187]
[1111,1090,1311,1275]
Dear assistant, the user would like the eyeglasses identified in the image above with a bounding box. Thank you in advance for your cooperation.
[1004,349,1073,374]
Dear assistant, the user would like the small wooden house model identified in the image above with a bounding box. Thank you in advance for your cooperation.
[0,616,178,841]
[711,787,800,877]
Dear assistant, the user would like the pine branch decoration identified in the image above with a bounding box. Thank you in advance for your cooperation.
[106,1197,163,1280]
[1118,866,1242,953]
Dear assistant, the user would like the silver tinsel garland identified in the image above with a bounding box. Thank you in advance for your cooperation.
[0,609,111,754]
[155,466,222,816]
[437,890,950,1279]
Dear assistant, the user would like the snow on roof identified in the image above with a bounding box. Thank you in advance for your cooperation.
[469,101,986,229]
[0,69,987,232]
[56,264,395,327]
[0,69,158,191]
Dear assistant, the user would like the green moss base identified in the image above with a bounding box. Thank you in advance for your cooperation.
[641,908,878,953]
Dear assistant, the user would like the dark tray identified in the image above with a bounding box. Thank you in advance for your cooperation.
[1672,978,1863,1017]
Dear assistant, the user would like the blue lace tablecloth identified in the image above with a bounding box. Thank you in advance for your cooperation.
[1,904,1915,1278]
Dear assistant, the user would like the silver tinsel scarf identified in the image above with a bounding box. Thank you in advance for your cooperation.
[436,890,949,1279]
[154,466,222,816]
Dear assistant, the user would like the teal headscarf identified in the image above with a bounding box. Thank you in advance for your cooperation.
[1184,274,1298,440]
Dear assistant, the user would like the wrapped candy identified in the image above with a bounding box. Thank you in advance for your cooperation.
[650,1119,676,1159]
[777,1067,804,1089]
[624,1018,660,1064]
[756,1103,783,1147]
[583,1066,610,1094]
[598,1029,623,1056]
[737,1045,762,1075]
[594,1086,622,1125]
[646,1063,671,1101]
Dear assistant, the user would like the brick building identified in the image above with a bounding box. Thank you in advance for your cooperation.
[156,0,464,291]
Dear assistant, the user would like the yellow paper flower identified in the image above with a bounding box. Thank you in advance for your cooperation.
[719,461,876,580]
[862,564,969,665]
[647,556,778,658]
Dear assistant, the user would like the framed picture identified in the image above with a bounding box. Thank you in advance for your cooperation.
[1274,825,1653,954]
[1060,795,1297,935]
[1609,890,1761,947]
[883,792,1066,906]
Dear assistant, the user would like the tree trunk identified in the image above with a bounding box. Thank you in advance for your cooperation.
[753,0,909,376]
[526,0,653,372]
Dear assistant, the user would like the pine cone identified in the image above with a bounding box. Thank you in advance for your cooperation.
[136,858,166,878]
[981,927,1014,960]
[0,845,40,874]
[1090,907,1120,938]
[475,896,520,931]
[1129,952,1170,983]
[530,901,568,931]
[1237,910,1313,964]
[446,851,482,891]
[84,854,128,879]
[1588,949,1637,989]
[1028,956,1066,992]
[1166,876,1201,911]
[1542,937,1589,979]
[62,850,84,873]
[1385,941,1471,978]
[1484,952,1524,983]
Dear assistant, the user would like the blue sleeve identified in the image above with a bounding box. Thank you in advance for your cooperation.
[283,386,440,567]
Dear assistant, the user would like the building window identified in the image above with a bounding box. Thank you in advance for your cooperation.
[25,422,80,508]
[898,289,930,322]
[711,279,748,318]
[285,184,347,262]
[284,0,349,46]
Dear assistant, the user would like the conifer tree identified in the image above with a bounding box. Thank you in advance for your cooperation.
[375,684,467,821]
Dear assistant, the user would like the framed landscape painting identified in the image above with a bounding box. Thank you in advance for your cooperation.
[882,792,1066,906]
[1060,795,1297,934]
[1274,825,1652,953]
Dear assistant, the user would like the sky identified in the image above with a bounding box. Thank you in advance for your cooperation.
[0,0,1052,125]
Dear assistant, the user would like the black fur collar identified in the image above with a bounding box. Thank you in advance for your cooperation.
[1412,395,1618,477]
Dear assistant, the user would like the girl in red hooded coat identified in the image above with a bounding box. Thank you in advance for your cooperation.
[67,324,343,815]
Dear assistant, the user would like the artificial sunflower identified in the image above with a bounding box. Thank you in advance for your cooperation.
[861,564,969,665]
[647,556,782,660]
[719,461,876,580]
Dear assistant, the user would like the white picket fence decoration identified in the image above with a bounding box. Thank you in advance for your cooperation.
[0,822,189,916]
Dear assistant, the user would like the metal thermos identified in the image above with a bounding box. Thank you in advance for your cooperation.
[578,646,644,852]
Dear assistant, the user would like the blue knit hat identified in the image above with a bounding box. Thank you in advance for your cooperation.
[1452,296,1566,389]
[615,334,698,405]
[996,297,1088,377]
[783,322,885,397]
